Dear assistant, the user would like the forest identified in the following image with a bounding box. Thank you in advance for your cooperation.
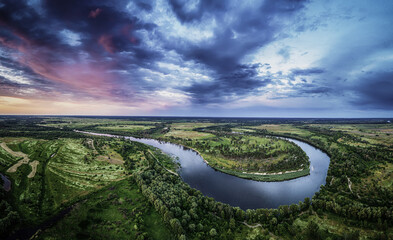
[0,116,392,239]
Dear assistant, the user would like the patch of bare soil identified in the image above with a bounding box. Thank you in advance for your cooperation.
[27,160,39,178]
[97,155,124,165]
[1,142,31,173]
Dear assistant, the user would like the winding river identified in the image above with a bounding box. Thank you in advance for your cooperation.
[79,131,330,210]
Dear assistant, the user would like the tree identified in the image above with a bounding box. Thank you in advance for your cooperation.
[209,228,217,237]
[179,234,187,240]
[304,197,311,210]
[229,218,236,230]
[290,204,299,214]
[170,218,183,235]
[188,223,195,232]
[270,217,277,226]
[306,221,320,240]
[343,230,360,240]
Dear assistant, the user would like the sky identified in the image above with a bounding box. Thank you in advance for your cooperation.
[0,0,392,117]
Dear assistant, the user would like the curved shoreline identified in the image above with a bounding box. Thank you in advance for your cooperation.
[76,130,312,182]
[180,144,310,182]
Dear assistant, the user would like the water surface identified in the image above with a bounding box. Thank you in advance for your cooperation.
[1,173,11,192]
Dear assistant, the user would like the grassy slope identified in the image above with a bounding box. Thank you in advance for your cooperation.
[1,134,173,239]
[2,138,127,224]
[38,179,173,240]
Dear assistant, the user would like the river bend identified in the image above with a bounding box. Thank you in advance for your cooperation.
[79,131,330,209]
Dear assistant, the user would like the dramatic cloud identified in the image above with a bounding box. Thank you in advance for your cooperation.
[0,0,392,116]
[352,71,393,110]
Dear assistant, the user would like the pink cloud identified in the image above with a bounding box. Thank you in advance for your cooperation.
[98,34,115,53]
[0,21,148,110]
[88,8,102,18]
[121,24,138,44]
[0,29,123,99]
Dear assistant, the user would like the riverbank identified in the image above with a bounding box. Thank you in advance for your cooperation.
[210,166,310,182]
[183,145,310,181]
[161,138,311,182]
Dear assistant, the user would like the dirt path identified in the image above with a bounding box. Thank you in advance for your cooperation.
[1,142,31,173]
[148,150,179,176]
[242,221,262,228]
[347,176,361,199]
[27,160,39,178]
[1,142,26,158]
[330,176,335,186]
[243,168,305,176]
[347,176,353,193]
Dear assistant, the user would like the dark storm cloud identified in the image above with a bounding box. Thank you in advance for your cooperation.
[0,0,310,105]
[0,0,166,102]
[296,84,331,95]
[168,0,228,23]
[167,0,308,103]
[184,64,271,104]
[0,55,49,86]
[351,71,393,109]
[0,0,160,63]
[291,68,325,76]
[136,1,153,12]
[43,0,157,56]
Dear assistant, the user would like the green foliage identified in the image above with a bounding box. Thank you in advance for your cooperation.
[0,199,20,237]
[306,221,320,240]
[38,179,173,240]
[1,117,392,239]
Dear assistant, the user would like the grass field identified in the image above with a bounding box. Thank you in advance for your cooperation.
[293,212,387,239]
[169,122,217,130]
[164,129,214,139]
[249,124,312,137]
[162,122,217,140]
[45,139,126,209]
[306,123,393,147]
[96,125,155,133]
[39,118,159,130]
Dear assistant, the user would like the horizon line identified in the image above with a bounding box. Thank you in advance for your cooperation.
[0,114,392,120]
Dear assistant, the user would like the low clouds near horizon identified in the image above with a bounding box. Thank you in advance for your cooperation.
[0,0,392,117]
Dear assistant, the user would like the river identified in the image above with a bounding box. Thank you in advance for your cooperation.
[78,131,330,209]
